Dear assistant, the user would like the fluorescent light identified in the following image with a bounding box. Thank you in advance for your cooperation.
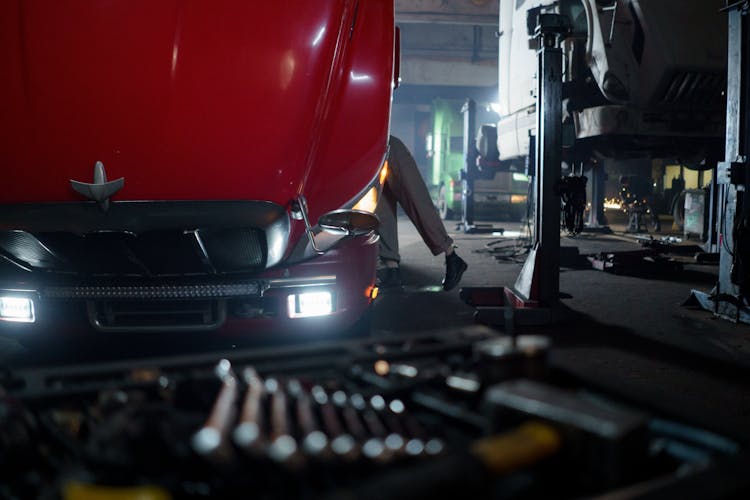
[0,296,35,323]
[512,173,529,182]
[287,291,334,318]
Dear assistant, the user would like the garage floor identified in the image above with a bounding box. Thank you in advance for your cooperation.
[374,213,750,445]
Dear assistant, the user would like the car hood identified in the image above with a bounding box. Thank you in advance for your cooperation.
[0,0,393,222]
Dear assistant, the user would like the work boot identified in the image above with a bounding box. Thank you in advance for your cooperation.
[376,266,402,289]
[442,252,467,291]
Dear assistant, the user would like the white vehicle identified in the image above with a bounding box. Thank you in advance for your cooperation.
[496,0,727,164]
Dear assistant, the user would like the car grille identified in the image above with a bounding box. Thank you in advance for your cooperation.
[86,299,227,332]
[0,228,267,277]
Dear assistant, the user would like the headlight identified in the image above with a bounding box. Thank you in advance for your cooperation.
[0,296,35,323]
[350,161,389,214]
[287,291,334,318]
[352,186,379,213]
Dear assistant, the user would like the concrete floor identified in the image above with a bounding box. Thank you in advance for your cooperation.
[373,212,750,445]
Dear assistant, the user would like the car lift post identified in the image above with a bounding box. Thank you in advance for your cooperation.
[694,0,750,322]
[587,162,609,229]
[460,14,569,326]
[518,14,567,307]
[461,98,478,232]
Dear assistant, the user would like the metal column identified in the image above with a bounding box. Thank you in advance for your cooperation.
[714,1,749,320]
[514,14,568,307]
[461,98,478,232]
[459,14,570,325]
[587,162,608,229]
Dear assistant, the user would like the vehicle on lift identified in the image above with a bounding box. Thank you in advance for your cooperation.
[0,1,396,338]
[430,99,529,222]
[497,0,726,163]
[489,0,726,233]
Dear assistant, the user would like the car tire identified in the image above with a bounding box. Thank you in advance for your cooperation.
[437,184,454,220]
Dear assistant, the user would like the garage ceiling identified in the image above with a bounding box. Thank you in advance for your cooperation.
[395,0,499,87]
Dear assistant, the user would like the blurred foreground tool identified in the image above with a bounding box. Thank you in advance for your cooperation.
[63,482,171,500]
[484,379,648,489]
[233,367,265,453]
[330,379,648,500]
[326,421,562,500]
[190,360,238,462]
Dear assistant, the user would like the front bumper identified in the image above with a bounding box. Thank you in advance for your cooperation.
[0,231,378,339]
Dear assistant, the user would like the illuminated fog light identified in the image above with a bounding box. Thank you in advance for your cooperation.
[0,296,35,323]
[287,291,334,318]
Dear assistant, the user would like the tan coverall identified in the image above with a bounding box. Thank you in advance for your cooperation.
[376,136,454,263]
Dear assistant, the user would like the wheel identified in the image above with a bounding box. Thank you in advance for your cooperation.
[437,184,454,220]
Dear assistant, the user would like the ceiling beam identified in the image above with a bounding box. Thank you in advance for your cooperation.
[400,56,498,86]
[395,0,499,25]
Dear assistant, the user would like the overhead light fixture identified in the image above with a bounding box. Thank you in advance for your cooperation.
[0,296,35,323]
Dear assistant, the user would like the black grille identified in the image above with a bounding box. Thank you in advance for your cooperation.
[87,299,226,331]
[0,231,68,270]
[200,228,265,272]
[0,228,267,277]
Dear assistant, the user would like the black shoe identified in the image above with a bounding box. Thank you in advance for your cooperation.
[376,267,402,289]
[442,252,467,291]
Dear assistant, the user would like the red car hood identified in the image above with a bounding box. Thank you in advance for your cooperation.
[0,0,393,222]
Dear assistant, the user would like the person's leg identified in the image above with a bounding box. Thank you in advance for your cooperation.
[386,136,454,256]
[374,181,402,287]
[385,136,467,290]
[376,181,400,264]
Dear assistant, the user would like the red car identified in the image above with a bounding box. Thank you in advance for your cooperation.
[0,1,395,338]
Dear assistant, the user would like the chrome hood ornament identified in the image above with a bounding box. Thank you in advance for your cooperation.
[70,161,124,211]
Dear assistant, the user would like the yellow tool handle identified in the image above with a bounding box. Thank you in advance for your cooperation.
[63,481,172,500]
[471,421,562,475]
